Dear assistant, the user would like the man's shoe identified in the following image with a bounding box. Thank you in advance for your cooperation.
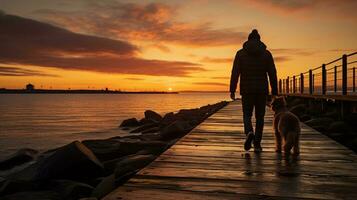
[254,143,263,153]
[244,132,255,151]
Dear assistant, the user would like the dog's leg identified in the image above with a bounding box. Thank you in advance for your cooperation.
[293,133,300,156]
[274,129,282,152]
[283,132,294,155]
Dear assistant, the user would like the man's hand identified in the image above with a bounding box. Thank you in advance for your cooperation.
[230,92,235,100]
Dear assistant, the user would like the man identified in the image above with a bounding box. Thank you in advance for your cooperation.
[230,29,278,152]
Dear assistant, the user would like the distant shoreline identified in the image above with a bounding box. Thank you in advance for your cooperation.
[0,89,178,94]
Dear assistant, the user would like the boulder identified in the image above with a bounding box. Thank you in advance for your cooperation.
[91,174,115,199]
[114,154,156,178]
[119,118,140,127]
[119,140,168,156]
[304,117,334,128]
[144,110,162,122]
[82,139,122,161]
[1,191,61,200]
[50,179,93,200]
[159,120,192,141]
[35,141,104,181]
[289,104,306,118]
[0,148,38,171]
[130,123,158,133]
[327,121,351,133]
[160,112,176,126]
[142,127,160,134]
[300,114,311,122]
[0,180,39,196]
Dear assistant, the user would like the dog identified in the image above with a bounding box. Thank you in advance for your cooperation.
[271,97,300,156]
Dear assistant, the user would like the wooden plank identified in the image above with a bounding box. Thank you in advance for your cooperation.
[104,100,357,200]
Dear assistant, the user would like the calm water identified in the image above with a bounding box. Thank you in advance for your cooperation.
[0,93,229,159]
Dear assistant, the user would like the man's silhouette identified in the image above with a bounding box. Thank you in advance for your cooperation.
[230,29,278,152]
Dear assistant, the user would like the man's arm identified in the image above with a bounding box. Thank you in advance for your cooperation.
[267,51,278,95]
[230,52,240,95]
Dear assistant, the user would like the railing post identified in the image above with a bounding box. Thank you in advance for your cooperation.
[293,75,296,93]
[322,64,326,95]
[309,70,313,95]
[279,79,282,94]
[353,67,356,93]
[286,76,289,94]
[342,54,347,95]
[334,66,337,93]
[300,73,304,94]
[282,79,285,94]
[312,74,315,93]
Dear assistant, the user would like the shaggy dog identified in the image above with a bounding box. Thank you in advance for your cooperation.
[271,97,301,155]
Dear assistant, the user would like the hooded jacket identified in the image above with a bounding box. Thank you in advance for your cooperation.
[230,39,278,95]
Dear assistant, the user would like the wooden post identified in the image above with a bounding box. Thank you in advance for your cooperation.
[300,73,304,94]
[342,54,347,95]
[334,66,337,93]
[283,79,285,94]
[293,75,296,93]
[286,77,289,94]
[322,64,326,95]
[279,79,282,94]
[353,67,356,93]
[312,74,315,93]
[309,70,313,95]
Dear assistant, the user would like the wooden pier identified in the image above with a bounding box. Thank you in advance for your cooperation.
[104,100,357,200]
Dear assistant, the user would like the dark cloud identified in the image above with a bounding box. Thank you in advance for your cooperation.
[274,56,291,63]
[0,66,59,77]
[194,82,228,86]
[34,2,247,47]
[0,13,203,76]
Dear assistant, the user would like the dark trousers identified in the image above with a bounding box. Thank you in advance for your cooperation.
[241,94,267,144]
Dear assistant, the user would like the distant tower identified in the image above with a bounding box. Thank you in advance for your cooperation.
[26,83,34,91]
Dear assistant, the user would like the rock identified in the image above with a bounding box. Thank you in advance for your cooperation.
[144,110,162,122]
[289,104,306,118]
[142,127,160,134]
[50,179,93,200]
[0,180,39,196]
[287,98,304,107]
[130,123,158,133]
[0,148,38,171]
[1,191,61,200]
[119,140,168,156]
[80,198,97,200]
[159,120,192,141]
[327,121,351,133]
[304,117,334,128]
[91,174,115,199]
[119,118,140,127]
[160,112,176,126]
[35,141,104,181]
[82,139,122,161]
[300,114,311,122]
[114,154,156,178]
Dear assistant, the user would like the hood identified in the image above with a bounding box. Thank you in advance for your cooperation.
[243,40,266,55]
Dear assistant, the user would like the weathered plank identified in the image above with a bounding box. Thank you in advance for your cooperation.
[104,100,357,200]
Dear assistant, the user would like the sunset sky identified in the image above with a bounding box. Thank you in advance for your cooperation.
[0,0,356,91]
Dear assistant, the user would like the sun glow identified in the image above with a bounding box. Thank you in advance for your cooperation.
[168,87,173,91]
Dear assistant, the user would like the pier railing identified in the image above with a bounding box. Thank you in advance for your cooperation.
[279,52,357,96]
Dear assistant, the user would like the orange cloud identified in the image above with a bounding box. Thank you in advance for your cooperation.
[0,13,203,77]
[34,2,247,47]
[200,57,233,64]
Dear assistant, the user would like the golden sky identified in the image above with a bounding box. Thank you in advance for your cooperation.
[0,0,356,91]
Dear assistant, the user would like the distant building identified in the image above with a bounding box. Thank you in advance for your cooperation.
[26,83,34,91]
